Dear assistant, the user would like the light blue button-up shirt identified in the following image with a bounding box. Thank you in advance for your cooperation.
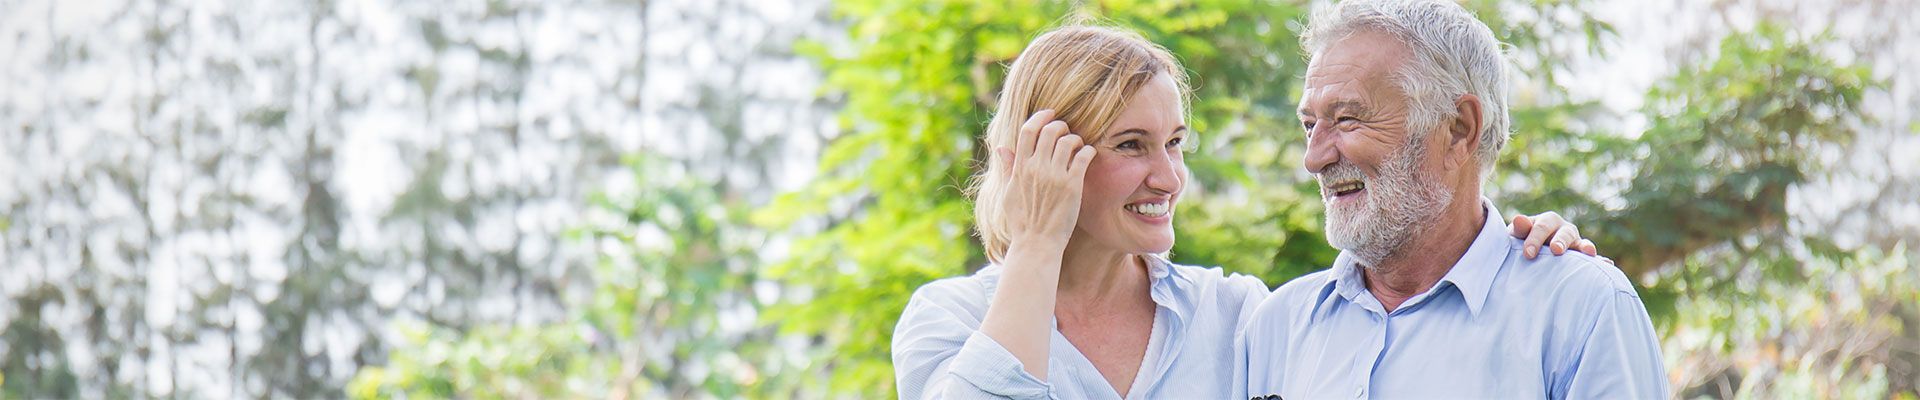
[892,255,1269,399]
[1242,201,1668,399]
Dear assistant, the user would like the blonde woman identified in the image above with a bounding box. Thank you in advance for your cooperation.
[891,25,1599,399]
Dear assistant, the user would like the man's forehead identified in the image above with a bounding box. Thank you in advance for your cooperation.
[1302,60,1404,110]
[1302,32,1406,93]
[1300,66,1379,111]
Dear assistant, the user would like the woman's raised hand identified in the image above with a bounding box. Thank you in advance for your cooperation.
[997,109,1098,248]
[977,110,1099,380]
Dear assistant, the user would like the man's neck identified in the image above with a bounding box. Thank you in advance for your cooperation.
[1362,197,1485,312]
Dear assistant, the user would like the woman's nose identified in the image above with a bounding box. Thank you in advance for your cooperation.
[1146,149,1184,194]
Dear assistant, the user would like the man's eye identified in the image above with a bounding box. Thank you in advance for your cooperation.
[1302,121,1316,131]
[1337,116,1359,124]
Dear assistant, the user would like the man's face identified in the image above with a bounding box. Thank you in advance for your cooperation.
[1297,31,1455,264]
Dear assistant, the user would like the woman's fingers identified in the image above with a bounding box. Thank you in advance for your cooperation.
[1017,109,1055,162]
[996,147,1014,179]
[1066,144,1096,188]
[1576,238,1599,257]
[1052,133,1083,171]
[1549,224,1580,256]
[1508,214,1535,239]
[1518,212,1563,259]
[1039,120,1069,165]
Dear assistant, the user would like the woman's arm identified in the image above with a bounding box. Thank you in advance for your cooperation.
[890,110,1094,399]
[975,109,1095,380]
[893,282,1052,399]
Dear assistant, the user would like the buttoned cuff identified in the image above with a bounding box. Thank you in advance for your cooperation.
[946,330,1053,399]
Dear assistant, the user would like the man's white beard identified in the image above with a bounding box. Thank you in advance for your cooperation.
[1318,138,1454,268]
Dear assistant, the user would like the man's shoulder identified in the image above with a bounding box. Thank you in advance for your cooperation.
[1495,239,1640,300]
[1270,267,1340,299]
[1164,261,1273,299]
[1252,268,1340,319]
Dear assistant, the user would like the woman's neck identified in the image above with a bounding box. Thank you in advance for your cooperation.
[1055,233,1149,304]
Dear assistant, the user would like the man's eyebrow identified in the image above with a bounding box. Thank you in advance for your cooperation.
[1299,100,1371,118]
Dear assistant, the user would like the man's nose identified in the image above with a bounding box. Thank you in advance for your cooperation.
[1303,125,1339,174]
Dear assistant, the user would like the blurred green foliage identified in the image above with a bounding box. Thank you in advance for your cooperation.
[350,0,1915,398]
[350,155,807,398]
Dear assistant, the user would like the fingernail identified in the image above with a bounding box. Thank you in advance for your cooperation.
[1525,245,1537,258]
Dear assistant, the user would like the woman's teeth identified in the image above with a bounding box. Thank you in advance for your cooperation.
[1126,202,1170,217]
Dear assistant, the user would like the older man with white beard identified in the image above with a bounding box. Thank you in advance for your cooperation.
[1238,0,1667,399]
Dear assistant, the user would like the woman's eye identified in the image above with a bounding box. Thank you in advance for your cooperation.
[1168,137,1192,152]
[1116,140,1141,150]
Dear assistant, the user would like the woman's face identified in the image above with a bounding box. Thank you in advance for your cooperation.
[1072,73,1187,255]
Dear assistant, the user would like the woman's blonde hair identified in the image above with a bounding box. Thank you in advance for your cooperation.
[969,25,1191,263]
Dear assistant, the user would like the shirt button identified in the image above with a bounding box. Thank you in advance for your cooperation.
[1355,387,1366,398]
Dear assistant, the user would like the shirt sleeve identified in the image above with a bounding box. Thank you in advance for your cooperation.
[1557,290,1670,399]
[893,281,1054,400]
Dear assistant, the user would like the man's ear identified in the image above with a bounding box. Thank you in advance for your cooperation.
[1448,94,1484,170]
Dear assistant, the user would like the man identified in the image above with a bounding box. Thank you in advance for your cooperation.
[1239,0,1667,398]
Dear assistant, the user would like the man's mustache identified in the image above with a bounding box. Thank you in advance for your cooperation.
[1315,163,1367,194]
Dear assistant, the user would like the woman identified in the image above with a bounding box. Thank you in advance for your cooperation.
[891,25,1599,399]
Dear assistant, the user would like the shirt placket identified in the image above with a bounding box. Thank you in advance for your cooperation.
[1349,307,1387,399]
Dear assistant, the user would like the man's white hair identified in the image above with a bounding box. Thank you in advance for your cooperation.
[1302,0,1511,175]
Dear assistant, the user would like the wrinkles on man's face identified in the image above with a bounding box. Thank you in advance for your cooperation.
[1301,66,1416,179]
[1300,31,1440,263]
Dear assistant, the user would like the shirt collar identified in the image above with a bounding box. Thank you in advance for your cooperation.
[1435,198,1511,317]
[976,254,1194,327]
[1328,252,1370,308]
[1323,198,1511,317]
[1141,254,1194,329]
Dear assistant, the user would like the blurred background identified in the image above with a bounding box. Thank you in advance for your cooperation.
[1,0,1915,398]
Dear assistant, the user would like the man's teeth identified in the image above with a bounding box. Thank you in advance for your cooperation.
[1331,181,1365,194]
[1126,202,1170,217]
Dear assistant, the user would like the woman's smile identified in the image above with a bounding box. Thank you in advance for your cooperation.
[1123,199,1173,224]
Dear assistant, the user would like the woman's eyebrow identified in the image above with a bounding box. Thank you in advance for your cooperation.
[1108,129,1150,139]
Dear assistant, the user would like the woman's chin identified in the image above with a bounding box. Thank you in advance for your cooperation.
[1134,236,1175,255]
[1083,229,1175,256]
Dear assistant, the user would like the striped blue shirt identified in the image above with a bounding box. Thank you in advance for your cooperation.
[892,256,1269,399]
